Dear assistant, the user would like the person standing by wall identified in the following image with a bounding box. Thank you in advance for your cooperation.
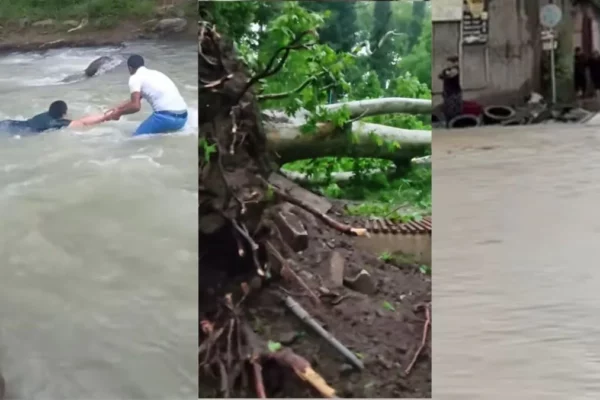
[438,55,463,127]
[588,50,600,98]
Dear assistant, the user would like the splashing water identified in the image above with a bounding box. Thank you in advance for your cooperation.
[0,41,198,399]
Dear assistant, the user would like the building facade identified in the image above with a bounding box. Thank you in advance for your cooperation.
[432,0,575,107]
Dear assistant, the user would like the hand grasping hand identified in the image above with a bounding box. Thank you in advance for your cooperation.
[104,108,121,121]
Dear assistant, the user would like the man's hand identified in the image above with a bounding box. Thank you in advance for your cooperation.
[104,108,122,121]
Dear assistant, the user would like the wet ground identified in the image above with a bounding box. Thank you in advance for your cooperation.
[200,203,432,398]
[434,124,600,399]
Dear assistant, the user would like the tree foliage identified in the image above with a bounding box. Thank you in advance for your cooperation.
[199,1,432,217]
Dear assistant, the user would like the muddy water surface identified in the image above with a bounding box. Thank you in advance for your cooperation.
[0,41,198,399]
[434,125,600,399]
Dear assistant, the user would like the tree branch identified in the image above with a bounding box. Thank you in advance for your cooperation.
[258,75,325,101]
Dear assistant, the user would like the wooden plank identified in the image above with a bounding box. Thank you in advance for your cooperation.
[268,172,332,214]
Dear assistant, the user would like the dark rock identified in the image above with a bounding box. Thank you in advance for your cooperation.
[279,331,298,345]
[273,210,308,252]
[344,269,376,295]
[84,56,114,77]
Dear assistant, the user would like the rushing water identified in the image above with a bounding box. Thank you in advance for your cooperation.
[434,125,600,399]
[0,42,197,399]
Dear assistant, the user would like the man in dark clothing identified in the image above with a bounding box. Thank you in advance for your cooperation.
[438,55,463,127]
[574,47,588,98]
[0,100,108,135]
[589,50,600,97]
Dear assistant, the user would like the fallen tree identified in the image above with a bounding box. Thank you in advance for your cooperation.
[263,109,430,165]
[199,22,431,399]
[318,97,431,117]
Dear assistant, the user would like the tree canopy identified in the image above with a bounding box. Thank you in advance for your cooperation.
[199,1,432,218]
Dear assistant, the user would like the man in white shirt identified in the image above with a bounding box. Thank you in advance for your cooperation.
[105,54,188,136]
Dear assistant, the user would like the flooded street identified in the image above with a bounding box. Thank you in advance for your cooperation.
[0,41,197,399]
[434,125,600,399]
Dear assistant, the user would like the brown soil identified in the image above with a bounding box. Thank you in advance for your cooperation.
[254,208,430,398]
[0,17,196,54]
[199,201,432,398]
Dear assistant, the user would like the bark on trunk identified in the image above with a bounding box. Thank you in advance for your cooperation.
[199,23,271,308]
[263,110,430,165]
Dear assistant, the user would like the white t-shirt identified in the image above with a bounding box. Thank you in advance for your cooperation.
[128,66,187,113]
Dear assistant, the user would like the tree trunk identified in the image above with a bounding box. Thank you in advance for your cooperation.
[199,22,339,399]
[199,22,271,313]
[263,110,430,165]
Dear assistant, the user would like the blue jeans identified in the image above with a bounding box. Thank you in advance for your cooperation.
[133,111,188,136]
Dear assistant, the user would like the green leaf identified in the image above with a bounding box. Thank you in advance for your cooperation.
[267,340,282,352]
[382,301,396,312]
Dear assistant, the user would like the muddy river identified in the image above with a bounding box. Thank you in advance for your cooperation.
[434,125,600,399]
[0,41,197,399]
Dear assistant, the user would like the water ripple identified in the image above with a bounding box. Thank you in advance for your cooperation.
[0,42,198,399]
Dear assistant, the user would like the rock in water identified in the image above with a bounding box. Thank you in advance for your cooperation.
[84,56,113,77]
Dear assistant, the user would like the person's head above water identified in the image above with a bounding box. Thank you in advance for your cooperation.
[48,100,68,119]
[127,54,145,75]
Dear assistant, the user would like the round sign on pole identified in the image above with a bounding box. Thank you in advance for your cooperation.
[540,4,563,28]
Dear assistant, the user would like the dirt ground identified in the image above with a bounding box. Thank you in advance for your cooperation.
[200,202,432,398]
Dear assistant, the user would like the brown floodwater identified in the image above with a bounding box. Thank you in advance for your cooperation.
[433,124,600,399]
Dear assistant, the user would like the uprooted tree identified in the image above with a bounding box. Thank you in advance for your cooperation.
[200,2,431,397]
[199,23,356,398]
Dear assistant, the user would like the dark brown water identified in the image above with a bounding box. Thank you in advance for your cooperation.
[434,125,600,399]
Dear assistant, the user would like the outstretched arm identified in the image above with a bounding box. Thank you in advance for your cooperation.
[68,112,110,128]
[105,75,143,119]
[110,92,142,116]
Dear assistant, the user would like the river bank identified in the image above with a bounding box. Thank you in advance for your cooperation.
[0,4,196,53]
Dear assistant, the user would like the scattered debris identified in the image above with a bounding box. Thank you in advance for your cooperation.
[448,113,480,129]
[273,210,309,252]
[440,92,596,129]
[328,251,345,288]
[284,296,365,371]
[343,269,376,295]
[483,105,515,125]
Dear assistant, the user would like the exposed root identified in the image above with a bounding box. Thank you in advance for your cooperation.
[199,17,431,399]
[404,303,431,376]
[200,292,338,398]
[199,21,340,398]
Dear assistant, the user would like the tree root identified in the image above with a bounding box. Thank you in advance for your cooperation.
[404,303,431,375]
[200,289,337,398]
